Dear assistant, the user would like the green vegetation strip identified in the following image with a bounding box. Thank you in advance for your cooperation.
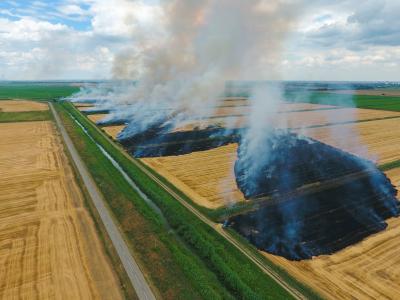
[0,111,51,122]
[379,160,400,172]
[0,85,79,101]
[287,92,400,112]
[59,101,311,299]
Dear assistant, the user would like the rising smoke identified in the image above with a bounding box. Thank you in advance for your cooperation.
[71,0,306,138]
[71,0,314,186]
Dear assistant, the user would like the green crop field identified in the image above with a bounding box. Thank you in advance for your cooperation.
[286,91,400,112]
[0,84,79,101]
[0,111,51,122]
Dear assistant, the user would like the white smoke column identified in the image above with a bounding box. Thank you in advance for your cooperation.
[105,0,308,135]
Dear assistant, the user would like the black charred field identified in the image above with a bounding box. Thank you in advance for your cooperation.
[73,93,400,300]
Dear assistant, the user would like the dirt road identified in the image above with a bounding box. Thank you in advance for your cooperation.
[50,103,156,300]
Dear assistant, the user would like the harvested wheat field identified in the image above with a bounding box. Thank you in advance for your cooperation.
[175,107,400,134]
[77,106,95,112]
[141,143,245,209]
[201,102,338,118]
[251,106,399,129]
[280,102,338,111]
[264,196,400,300]
[87,113,108,123]
[277,107,400,129]
[103,125,126,139]
[0,121,123,299]
[385,167,400,189]
[0,100,48,112]
[300,118,400,165]
[73,102,94,108]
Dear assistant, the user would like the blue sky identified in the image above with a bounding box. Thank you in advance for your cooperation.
[0,0,399,81]
[0,1,91,30]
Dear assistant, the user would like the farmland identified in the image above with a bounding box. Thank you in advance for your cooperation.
[138,104,400,210]
[73,91,400,299]
[0,84,79,101]
[87,113,109,123]
[225,98,400,299]
[142,143,244,209]
[264,179,400,299]
[102,125,126,139]
[298,118,400,165]
[62,100,304,299]
[0,101,123,299]
[289,92,400,112]
[0,100,48,112]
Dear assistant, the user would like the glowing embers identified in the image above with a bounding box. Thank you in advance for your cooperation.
[229,131,399,260]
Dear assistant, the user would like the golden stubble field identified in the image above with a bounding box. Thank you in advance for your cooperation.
[87,113,109,123]
[0,100,48,112]
[141,143,244,209]
[0,118,123,299]
[103,125,126,139]
[297,117,400,165]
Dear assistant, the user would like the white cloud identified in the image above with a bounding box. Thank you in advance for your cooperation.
[57,4,88,17]
[88,0,162,38]
[281,0,400,80]
[0,0,398,81]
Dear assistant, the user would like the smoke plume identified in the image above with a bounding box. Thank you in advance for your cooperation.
[72,0,306,135]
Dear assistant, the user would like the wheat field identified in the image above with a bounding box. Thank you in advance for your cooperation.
[0,100,48,112]
[87,113,109,123]
[141,143,245,209]
[103,125,126,139]
[300,118,400,164]
[0,120,123,299]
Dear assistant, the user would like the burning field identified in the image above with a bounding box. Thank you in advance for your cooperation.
[230,130,398,260]
[73,96,400,298]
[0,103,123,299]
[64,0,400,296]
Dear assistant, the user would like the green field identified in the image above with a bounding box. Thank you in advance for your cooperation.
[58,101,322,300]
[0,110,51,122]
[287,91,400,111]
[0,84,79,101]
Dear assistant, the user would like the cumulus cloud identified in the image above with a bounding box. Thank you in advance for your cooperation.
[281,0,400,80]
[0,0,398,80]
[303,0,400,49]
